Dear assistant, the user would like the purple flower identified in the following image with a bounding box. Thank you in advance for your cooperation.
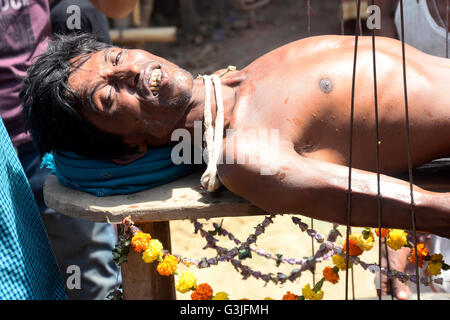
[262,217,273,228]
[307,229,316,237]
[315,233,325,243]
[261,274,270,282]
[325,242,335,250]
[367,264,379,274]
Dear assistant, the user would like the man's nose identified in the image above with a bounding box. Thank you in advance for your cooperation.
[101,63,140,88]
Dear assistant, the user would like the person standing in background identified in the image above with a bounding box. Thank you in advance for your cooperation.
[0,0,137,299]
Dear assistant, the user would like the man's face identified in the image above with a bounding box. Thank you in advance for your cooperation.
[68,47,194,145]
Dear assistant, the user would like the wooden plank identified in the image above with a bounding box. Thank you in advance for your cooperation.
[43,172,266,224]
[110,27,177,43]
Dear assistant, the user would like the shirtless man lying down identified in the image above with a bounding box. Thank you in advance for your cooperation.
[21,33,450,238]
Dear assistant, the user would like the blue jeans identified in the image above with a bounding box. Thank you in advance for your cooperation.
[19,144,120,300]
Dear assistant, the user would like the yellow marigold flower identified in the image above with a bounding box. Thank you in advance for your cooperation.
[427,254,444,276]
[264,297,274,300]
[157,254,178,276]
[142,239,163,263]
[332,253,352,271]
[175,271,197,293]
[282,291,299,300]
[212,291,230,300]
[302,284,324,300]
[131,232,151,253]
[323,266,339,284]
[386,229,408,250]
[355,232,374,251]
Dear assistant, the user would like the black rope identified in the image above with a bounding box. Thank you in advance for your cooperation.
[345,0,361,302]
[306,0,316,287]
[384,239,395,299]
[357,0,363,36]
[370,0,394,301]
[307,0,311,36]
[447,0,449,59]
[399,0,421,300]
[369,0,383,300]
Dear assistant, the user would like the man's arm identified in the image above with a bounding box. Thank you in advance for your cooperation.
[218,136,450,239]
[89,0,138,19]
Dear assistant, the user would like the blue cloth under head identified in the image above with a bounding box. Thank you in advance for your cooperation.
[42,146,193,197]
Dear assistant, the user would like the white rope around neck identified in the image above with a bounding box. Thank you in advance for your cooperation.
[200,74,225,192]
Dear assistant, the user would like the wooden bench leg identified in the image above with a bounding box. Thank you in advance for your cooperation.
[121,221,176,300]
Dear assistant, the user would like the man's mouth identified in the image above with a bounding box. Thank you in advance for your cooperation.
[138,63,170,100]
[149,68,162,96]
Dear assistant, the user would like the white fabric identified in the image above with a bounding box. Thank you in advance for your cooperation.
[394,0,450,293]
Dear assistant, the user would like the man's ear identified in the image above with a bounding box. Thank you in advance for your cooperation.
[112,143,148,165]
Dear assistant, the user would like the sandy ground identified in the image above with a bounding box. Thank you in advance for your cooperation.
[143,0,381,300]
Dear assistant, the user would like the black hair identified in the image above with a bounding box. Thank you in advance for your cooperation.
[20,32,138,159]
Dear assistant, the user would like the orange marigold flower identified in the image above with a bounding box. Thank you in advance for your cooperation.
[131,232,151,253]
[323,266,340,284]
[343,235,363,256]
[191,283,213,300]
[375,228,389,238]
[282,291,299,300]
[156,254,178,276]
[408,243,429,268]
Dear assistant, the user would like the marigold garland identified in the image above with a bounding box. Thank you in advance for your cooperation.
[130,232,151,253]
[212,291,230,300]
[375,228,389,238]
[157,254,178,276]
[191,283,214,300]
[408,243,429,268]
[282,291,299,300]
[302,283,324,300]
[427,254,444,276]
[142,239,163,263]
[354,229,374,251]
[343,235,363,256]
[332,253,352,271]
[386,229,408,250]
[323,266,340,284]
[109,216,448,300]
[175,271,197,293]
